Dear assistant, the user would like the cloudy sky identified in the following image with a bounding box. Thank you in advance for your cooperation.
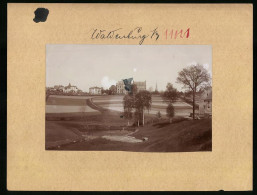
[46,45,212,92]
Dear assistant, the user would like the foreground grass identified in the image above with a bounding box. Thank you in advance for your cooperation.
[56,119,211,152]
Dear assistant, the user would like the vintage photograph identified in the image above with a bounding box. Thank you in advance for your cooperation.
[46,45,212,152]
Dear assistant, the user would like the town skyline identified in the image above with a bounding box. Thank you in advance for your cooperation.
[46,45,212,92]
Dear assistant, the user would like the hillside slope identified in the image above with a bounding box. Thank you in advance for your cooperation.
[59,119,212,152]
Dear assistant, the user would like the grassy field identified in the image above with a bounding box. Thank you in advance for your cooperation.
[92,95,192,116]
[46,95,211,152]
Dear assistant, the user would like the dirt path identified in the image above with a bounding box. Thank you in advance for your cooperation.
[86,98,122,117]
[86,98,108,112]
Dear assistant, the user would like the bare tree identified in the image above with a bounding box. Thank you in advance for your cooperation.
[176,64,210,120]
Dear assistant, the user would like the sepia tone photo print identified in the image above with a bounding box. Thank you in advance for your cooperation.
[46,45,212,152]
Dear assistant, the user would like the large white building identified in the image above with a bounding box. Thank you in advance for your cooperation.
[89,86,102,95]
[134,81,147,92]
[63,83,79,93]
[116,81,127,94]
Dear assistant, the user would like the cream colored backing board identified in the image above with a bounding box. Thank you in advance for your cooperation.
[7,4,253,191]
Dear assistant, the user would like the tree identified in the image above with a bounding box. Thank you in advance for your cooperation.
[162,83,179,104]
[130,84,138,95]
[134,91,152,126]
[134,110,142,127]
[109,85,116,95]
[156,111,162,119]
[123,95,134,126]
[166,103,175,123]
[101,89,108,95]
[176,64,210,120]
[162,83,178,122]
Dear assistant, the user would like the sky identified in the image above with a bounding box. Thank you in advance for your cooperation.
[46,45,212,92]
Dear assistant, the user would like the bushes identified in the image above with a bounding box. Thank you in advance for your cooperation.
[152,116,188,127]
[172,117,188,124]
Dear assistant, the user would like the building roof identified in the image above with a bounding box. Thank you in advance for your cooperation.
[117,80,146,85]
[89,86,102,89]
[66,83,77,87]
[134,81,146,85]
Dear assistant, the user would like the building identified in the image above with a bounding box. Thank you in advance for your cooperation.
[116,80,146,94]
[134,81,146,92]
[54,85,64,90]
[63,83,79,93]
[116,81,127,94]
[198,87,212,117]
[89,86,102,95]
[47,83,81,94]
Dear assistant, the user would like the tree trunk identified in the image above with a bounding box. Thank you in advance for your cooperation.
[193,89,195,120]
[169,118,172,123]
[127,120,130,126]
[137,120,139,127]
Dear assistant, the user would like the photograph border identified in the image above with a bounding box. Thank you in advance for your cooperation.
[1,0,255,193]
[45,44,213,152]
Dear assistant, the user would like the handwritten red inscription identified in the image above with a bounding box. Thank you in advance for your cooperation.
[164,28,190,39]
